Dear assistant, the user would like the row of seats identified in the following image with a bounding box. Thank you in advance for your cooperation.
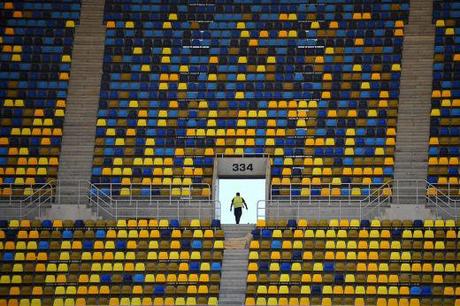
[0,0,81,196]
[255,218,458,228]
[104,3,409,21]
[94,0,408,198]
[246,219,459,306]
[0,296,218,306]
[0,219,224,306]
[429,2,460,196]
[0,218,221,228]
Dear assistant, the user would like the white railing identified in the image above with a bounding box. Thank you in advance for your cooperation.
[0,181,56,219]
[1,179,458,220]
[259,182,392,220]
[261,180,460,220]
[393,179,459,219]
[60,181,220,220]
[271,182,392,204]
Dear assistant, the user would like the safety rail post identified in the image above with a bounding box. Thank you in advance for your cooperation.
[339,198,342,220]
[297,199,300,220]
[368,183,371,207]
[9,183,12,206]
[130,183,133,207]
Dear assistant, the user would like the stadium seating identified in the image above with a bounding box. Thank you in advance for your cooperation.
[429,1,460,197]
[0,218,224,306]
[246,219,460,306]
[0,0,81,197]
[92,0,409,198]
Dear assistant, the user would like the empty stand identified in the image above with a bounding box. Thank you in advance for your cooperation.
[0,218,224,306]
[92,0,409,199]
[246,219,460,306]
[428,1,460,199]
[0,0,81,198]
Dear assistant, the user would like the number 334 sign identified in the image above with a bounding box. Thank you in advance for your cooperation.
[232,163,254,172]
[217,158,267,177]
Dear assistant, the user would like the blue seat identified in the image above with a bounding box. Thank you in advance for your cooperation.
[311,285,322,296]
[123,274,132,284]
[211,262,221,271]
[360,220,370,228]
[211,219,221,228]
[413,220,423,228]
[334,274,344,284]
[420,286,432,296]
[160,229,171,239]
[74,220,85,228]
[153,285,165,296]
[190,262,200,272]
[83,240,93,251]
[271,240,281,249]
[169,219,179,228]
[41,220,52,228]
[62,230,73,239]
[95,230,106,238]
[101,274,112,284]
[251,229,260,239]
[259,262,269,272]
[191,240,202,249]
[38,241,49,250]
[292,250,302,260]
[115,240,127,250]
[176,238,189,249]
[280,262,291,272]
[133,274,144,283]
[410,286,421,296]
[261,229,272,238]
[3,252,13,262]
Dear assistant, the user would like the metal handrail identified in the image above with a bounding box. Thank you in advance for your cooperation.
[19,181,56,218]
[1,179,459,220]
[358,181,392,214]
[84,182,222,220]
[89,182,212,202]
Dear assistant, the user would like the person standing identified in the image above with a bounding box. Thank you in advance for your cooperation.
[230,192,248,224]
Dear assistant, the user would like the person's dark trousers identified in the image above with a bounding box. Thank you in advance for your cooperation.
[234,207,242,224]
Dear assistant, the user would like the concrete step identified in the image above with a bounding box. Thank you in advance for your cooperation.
[219,248,249,306]
[58,0,105,184]
[394,0,433,190]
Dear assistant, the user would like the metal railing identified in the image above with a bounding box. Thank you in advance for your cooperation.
[0,181,56,219]
[259,182,392,220]
[392,179,460,219]
[87,182,211,201]
[1,179,458,220]
[261,180,460,220]
[272,183,392,204]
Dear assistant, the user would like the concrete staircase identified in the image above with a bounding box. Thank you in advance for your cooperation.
[57,0,105,202]
[219,225,253,306]
[394,0,435,205]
